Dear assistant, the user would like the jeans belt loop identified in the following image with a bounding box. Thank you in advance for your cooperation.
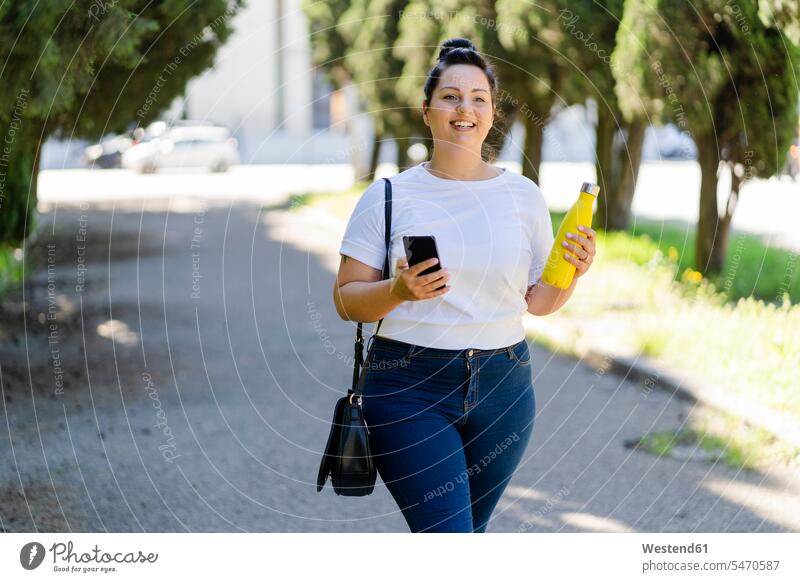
[506,345,514,359]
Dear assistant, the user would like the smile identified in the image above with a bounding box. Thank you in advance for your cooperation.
[450,120,476,130]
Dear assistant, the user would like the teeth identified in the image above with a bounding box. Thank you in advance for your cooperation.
[452,121,475,128]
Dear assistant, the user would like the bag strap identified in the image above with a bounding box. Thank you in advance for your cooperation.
[350,177,392,394]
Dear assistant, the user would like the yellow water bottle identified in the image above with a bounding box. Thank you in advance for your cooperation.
[541,182,600,289]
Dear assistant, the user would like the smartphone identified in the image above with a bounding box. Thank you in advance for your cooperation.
[402,235,445,290]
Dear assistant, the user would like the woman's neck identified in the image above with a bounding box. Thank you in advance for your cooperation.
[425,149,499,181]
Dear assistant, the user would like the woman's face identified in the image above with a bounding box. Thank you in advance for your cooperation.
[423,64,494,154]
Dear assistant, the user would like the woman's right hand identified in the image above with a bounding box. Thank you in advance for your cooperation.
[389,257,450,301]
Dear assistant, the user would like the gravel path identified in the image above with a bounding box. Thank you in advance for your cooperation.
[1,192,797,532]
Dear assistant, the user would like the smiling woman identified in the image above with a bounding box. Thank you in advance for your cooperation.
[326,37,597,533]
[420,39,500,180]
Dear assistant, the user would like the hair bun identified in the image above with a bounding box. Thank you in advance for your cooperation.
[438,38,477,61]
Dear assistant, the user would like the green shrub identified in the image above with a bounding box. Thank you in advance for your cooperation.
[0,245,25,297]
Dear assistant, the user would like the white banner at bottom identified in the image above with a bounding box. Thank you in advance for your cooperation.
[1,533,798,581]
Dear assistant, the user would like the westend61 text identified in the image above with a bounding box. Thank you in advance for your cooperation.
[642,543,708,554]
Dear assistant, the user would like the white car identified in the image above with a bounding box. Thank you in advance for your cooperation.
[122,124,239,173]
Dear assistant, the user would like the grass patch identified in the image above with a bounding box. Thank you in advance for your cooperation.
[548,212,799,424]
[534,246,800,420]
[634,329,669,358]
[636,428,737,467]
[634,408,800,471]
[608,217,799,306]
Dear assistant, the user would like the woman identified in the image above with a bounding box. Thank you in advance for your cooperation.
[333,38,596,532]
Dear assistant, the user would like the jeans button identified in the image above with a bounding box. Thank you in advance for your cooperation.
[467,349,473,357]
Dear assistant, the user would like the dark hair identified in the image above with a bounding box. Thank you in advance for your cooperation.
[422,38,504,161]
[423,38,497,108]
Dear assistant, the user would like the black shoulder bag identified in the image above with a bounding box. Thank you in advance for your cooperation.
[316,177,393,496]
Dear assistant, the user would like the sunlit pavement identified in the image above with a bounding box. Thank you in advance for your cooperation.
[37,165,356,207]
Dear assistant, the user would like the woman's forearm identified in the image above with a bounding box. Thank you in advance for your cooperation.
[525,277,577,316]
[334,279,406,322]
[336,271,576,321]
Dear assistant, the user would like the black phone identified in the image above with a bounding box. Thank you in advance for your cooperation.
[402,235,445,290]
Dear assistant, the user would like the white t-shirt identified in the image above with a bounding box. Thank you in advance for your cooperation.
[338,162,554,349]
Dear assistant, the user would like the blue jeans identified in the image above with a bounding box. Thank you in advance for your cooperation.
[361,335,535,532]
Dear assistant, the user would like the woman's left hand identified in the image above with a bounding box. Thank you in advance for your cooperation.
[562,225,597,279]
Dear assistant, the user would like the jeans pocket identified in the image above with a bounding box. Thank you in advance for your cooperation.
[509,341,531,365]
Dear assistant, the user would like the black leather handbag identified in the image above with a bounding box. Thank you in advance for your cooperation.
[316,177,393,496]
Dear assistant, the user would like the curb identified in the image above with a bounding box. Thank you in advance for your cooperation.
[537,335,800,450]
[580,349,696,403]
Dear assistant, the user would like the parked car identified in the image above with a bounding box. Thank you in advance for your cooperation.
[83,121,166,168]
[121,124,239,173]
[84,133,135,168]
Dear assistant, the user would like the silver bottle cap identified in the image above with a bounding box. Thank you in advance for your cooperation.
[580,182,600,197]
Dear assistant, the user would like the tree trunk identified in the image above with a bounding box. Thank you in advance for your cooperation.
[595,113,645,232]
[594,106,617,230]
[366,129,381,182]
[715,163,740,274]
[609,120,646,231]
[521,113,545,183]
[395,135,410,172]
[696,131,726,274]
[0,118,41,246]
